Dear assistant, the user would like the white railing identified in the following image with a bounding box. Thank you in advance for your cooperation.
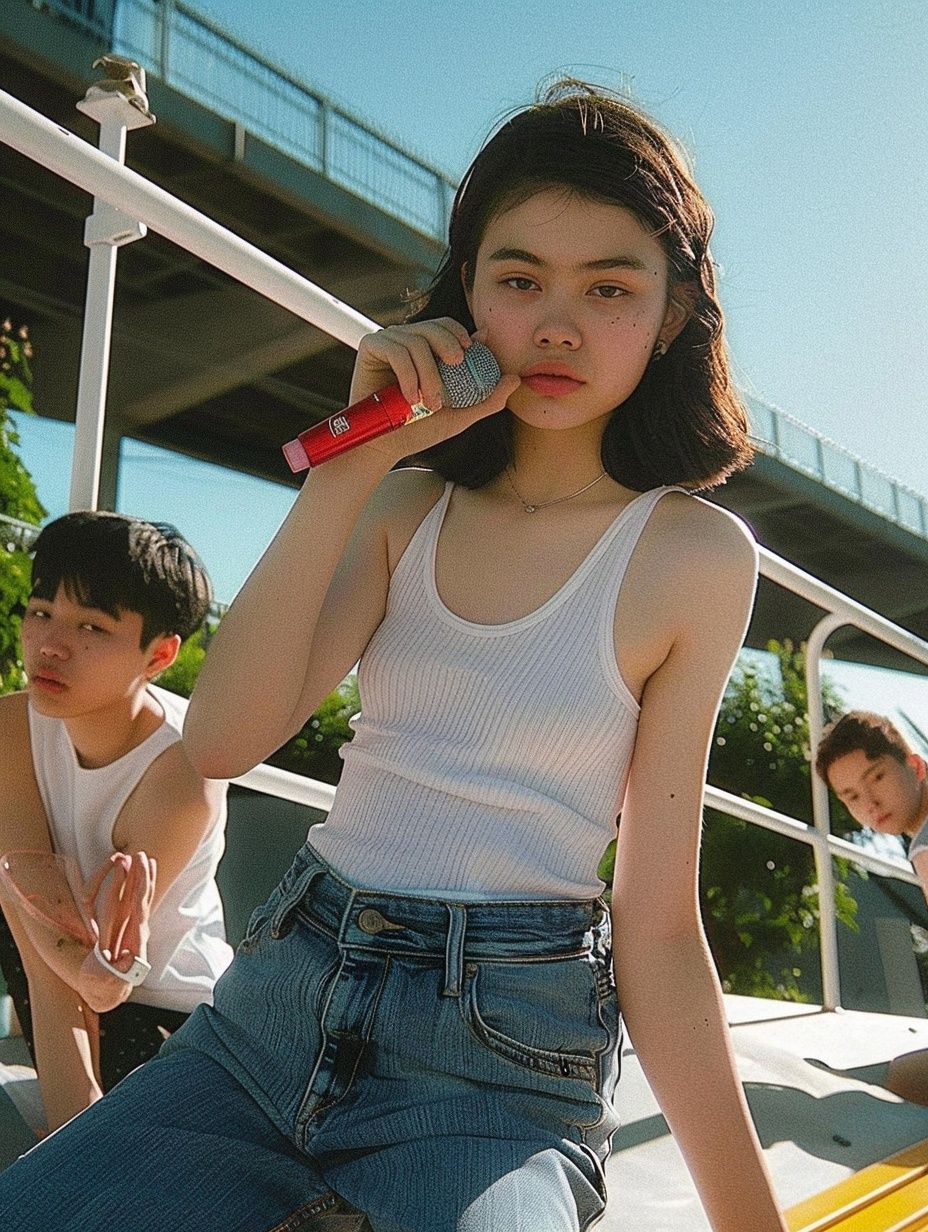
[0,513,41,552]
[2,85,927,1011]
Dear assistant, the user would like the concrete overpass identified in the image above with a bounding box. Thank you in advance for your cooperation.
[3,0,928,669]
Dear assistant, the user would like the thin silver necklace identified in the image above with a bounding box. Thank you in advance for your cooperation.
[504,465,608,513]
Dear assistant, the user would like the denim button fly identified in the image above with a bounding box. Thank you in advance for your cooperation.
[357,908,389,934]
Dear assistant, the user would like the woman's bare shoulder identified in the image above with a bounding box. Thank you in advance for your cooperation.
[649,490,757,576]
[377,467,449,572]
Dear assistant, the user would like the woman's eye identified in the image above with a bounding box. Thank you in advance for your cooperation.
[591,285,627,299]
[503,277,538,292]
[80,623,105,633]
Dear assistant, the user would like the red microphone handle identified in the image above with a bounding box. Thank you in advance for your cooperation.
[283,386,429,471]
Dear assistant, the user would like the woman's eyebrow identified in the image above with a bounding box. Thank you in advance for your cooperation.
[487,246,649,272]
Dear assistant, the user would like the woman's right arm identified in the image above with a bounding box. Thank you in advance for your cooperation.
[183,321,518,779]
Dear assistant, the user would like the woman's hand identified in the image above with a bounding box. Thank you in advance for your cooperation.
[346,320,520,471]
[77,852,157,1013]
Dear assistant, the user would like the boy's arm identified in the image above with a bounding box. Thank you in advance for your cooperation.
[4,737,221,1011]
[110,734,225,916]
[0,890,103,1133]
[0,694,142,1011]
[0,693,52,850]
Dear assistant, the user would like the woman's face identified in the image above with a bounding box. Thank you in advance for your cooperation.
[465,188,688,433]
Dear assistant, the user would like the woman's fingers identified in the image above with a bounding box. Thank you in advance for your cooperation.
[352,319,472,408]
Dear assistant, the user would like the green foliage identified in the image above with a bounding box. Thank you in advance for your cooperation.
[597,639,861,1002]
[703,639,858,1000]
[268,676,360,786]
[0,319,45,695]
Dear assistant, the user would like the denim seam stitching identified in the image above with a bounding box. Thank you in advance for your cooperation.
[295,953,392,1143]
[267,1190,340,1231]
[461,970,597,1080]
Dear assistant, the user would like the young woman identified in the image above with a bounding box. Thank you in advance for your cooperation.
[0,80,787,1231]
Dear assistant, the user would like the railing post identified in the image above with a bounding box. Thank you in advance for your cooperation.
[805,611,848,1010]
[318,98,328,175]
[159,0,174,84]
[70,65,155,511]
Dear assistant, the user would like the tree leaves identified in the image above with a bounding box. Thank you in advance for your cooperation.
[0,319,44,694]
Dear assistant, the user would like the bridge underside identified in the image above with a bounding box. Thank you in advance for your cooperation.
[3,6,927,671]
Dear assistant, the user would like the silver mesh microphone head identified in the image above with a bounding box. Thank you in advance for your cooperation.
[436,341,501,407]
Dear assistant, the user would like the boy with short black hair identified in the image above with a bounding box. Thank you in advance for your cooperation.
[0,511,231,1132]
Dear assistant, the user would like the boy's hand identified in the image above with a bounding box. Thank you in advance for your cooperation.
[77,852,157,1012]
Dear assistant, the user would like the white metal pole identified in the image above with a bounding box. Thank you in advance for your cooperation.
[70,82,153,510]
[804,611,848,1010]
[70,241,118,511]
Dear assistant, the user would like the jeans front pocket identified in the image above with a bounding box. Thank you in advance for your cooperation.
[460,954,610,1088]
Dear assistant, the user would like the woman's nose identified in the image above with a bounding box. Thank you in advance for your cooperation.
[533,309,581,350]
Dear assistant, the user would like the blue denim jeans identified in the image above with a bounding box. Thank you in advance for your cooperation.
[0,844,622,1231]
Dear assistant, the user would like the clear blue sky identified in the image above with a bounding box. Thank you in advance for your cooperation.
[11,0,928,605]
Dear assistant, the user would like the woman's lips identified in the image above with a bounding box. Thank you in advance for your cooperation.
[522,374,584,397]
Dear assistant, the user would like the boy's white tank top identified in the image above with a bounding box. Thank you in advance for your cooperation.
[309,482,687,900]
[28,684,232,1012]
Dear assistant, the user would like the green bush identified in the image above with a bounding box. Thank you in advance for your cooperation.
[598,639,860,1002]
[267,675,360,786]
[704,639,858,1001]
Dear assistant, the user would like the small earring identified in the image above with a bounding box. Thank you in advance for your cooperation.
[650,340,668,363]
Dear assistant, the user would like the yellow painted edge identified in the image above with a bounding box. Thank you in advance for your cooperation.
[786,1140,928,1232]
[822,1173,928,1232]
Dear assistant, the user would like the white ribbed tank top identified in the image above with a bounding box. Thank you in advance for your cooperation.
[28,684,233,1011]
[309,482,686,900]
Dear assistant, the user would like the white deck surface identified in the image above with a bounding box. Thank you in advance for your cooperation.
[2,996,928,1227]
[604,995,928,1229]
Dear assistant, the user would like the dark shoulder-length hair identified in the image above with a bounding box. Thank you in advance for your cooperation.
[405,78,753,492]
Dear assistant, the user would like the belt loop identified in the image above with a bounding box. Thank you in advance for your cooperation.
[269,856,326,939]
[442,905,467,997]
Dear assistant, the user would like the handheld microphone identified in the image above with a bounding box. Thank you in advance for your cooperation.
[282,341,501,472]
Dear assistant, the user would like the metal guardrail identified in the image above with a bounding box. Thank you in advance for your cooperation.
[0,512,39,551]
[4,81,928,1012]
[39,0,457,240]
[747,395,928,539]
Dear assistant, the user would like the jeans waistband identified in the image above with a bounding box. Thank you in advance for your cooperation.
[287,844,610,998]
